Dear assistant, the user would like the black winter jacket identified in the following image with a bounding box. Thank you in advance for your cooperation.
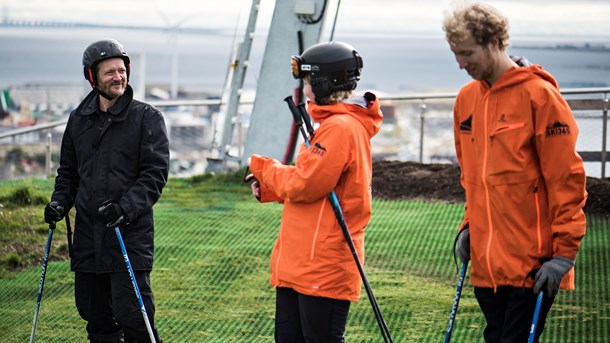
[51,85,169,272]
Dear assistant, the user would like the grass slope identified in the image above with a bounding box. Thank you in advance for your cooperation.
[0,172,608,342]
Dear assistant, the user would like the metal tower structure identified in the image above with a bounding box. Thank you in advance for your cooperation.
[242,0,329,165]
[207,0,329,172]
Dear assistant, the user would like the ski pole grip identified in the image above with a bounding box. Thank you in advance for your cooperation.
[284,96,303,127]
[297,103,315,137]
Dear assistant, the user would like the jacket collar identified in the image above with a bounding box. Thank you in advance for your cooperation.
[307,92,382,138]
[76,85,134,121]
[477,64,559,92]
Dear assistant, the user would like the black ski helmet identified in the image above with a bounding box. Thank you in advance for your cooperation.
[82,38,130,88]
[291,41,363,100]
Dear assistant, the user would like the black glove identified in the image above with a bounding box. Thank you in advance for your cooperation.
[533,257,574,297]
[457,228,470,263]
[98,201,125,228]
[44,201,65,224]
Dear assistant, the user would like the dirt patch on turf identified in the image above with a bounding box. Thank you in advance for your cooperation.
[372,160,610,217]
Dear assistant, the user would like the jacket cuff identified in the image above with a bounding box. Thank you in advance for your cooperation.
[249,154,265,176]
[119,201,132,225]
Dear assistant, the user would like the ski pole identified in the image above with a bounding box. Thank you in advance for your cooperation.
[444,261,467,343]
[114,227,157,343]
[528,291,544,343]
[30,222,55,343]
[284,96,394,343]
[296,102,315,139]
[285,97,310,148]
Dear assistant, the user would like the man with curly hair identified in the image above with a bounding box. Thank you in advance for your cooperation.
[443,3,587,342]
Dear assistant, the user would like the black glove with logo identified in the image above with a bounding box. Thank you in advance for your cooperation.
[457,228,470,263]
[98,201,125,228]
[44,201,65,224]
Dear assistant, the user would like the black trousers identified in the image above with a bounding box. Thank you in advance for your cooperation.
[75,271,162,343]
[275,287,351,343]
[474,286,556,343]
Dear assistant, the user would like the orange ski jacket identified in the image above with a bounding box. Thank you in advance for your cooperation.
[453,65,587,291]
[249,93,382,302]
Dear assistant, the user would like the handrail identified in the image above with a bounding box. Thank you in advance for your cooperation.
[1,87,608,140]
[0,98,249,140]
[148,98,225,107]
[380,92,458,101]
[558,87,610,95]
[0,119,68,139]
[0,87,608,178]
[378,86,610,101]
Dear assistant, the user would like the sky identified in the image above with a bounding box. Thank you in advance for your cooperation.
[1,0,609,94]
[2,0,610,40]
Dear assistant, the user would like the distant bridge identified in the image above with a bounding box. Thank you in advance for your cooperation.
[1,18,81,28]
[0,17,217,34]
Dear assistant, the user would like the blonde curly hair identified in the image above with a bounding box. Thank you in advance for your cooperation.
[442,2,510,50]
[304,75,356,105]
[319,90,356,105]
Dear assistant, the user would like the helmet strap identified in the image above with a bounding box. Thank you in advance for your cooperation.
[95,88,115,101]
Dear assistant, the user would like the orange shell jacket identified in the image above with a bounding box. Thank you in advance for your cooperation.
[249,93,382,302]
[454,65,587,291]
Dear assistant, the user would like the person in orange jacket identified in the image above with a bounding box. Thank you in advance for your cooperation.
[442,3,587,343]
[245,41,382,342]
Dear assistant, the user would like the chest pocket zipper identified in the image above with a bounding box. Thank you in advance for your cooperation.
[490,122,525,137]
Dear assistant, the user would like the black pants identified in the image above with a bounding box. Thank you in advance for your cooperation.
[275,287,351,343]
[75,271,162,343]
[474,286,556,343]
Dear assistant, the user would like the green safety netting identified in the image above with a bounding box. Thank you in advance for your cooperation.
[1,183,608,342]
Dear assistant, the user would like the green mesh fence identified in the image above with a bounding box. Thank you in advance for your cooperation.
[1,181,608,342]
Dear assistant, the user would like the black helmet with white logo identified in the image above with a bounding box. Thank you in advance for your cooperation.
[82,38,130,88]
[291,41,363,101]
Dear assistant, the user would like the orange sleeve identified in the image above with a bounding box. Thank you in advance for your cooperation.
[532,85,587,259]
[249,117,351,204]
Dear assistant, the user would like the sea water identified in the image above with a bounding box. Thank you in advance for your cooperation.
[1,26,609,92]
[0,26,608,177]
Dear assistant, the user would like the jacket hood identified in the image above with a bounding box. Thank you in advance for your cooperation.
[307,92,383,138]
[484,64,559,92]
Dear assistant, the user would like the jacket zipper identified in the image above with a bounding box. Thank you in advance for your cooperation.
[482,95,498,292]
[534,184,542,254]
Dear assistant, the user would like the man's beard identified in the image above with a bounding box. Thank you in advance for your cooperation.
[473,48,494,82]
[99,81,126,99]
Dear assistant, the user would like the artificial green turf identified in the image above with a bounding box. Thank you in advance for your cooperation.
[0,175,608,342]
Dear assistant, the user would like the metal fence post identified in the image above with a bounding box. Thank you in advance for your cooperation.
[419,101,427,163]
[45,130,52,177]
[602,95,608,179]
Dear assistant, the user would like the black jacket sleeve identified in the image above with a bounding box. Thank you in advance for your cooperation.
[119,105,170,223]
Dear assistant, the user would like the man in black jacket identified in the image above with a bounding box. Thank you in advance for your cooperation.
[44,38,169,342]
